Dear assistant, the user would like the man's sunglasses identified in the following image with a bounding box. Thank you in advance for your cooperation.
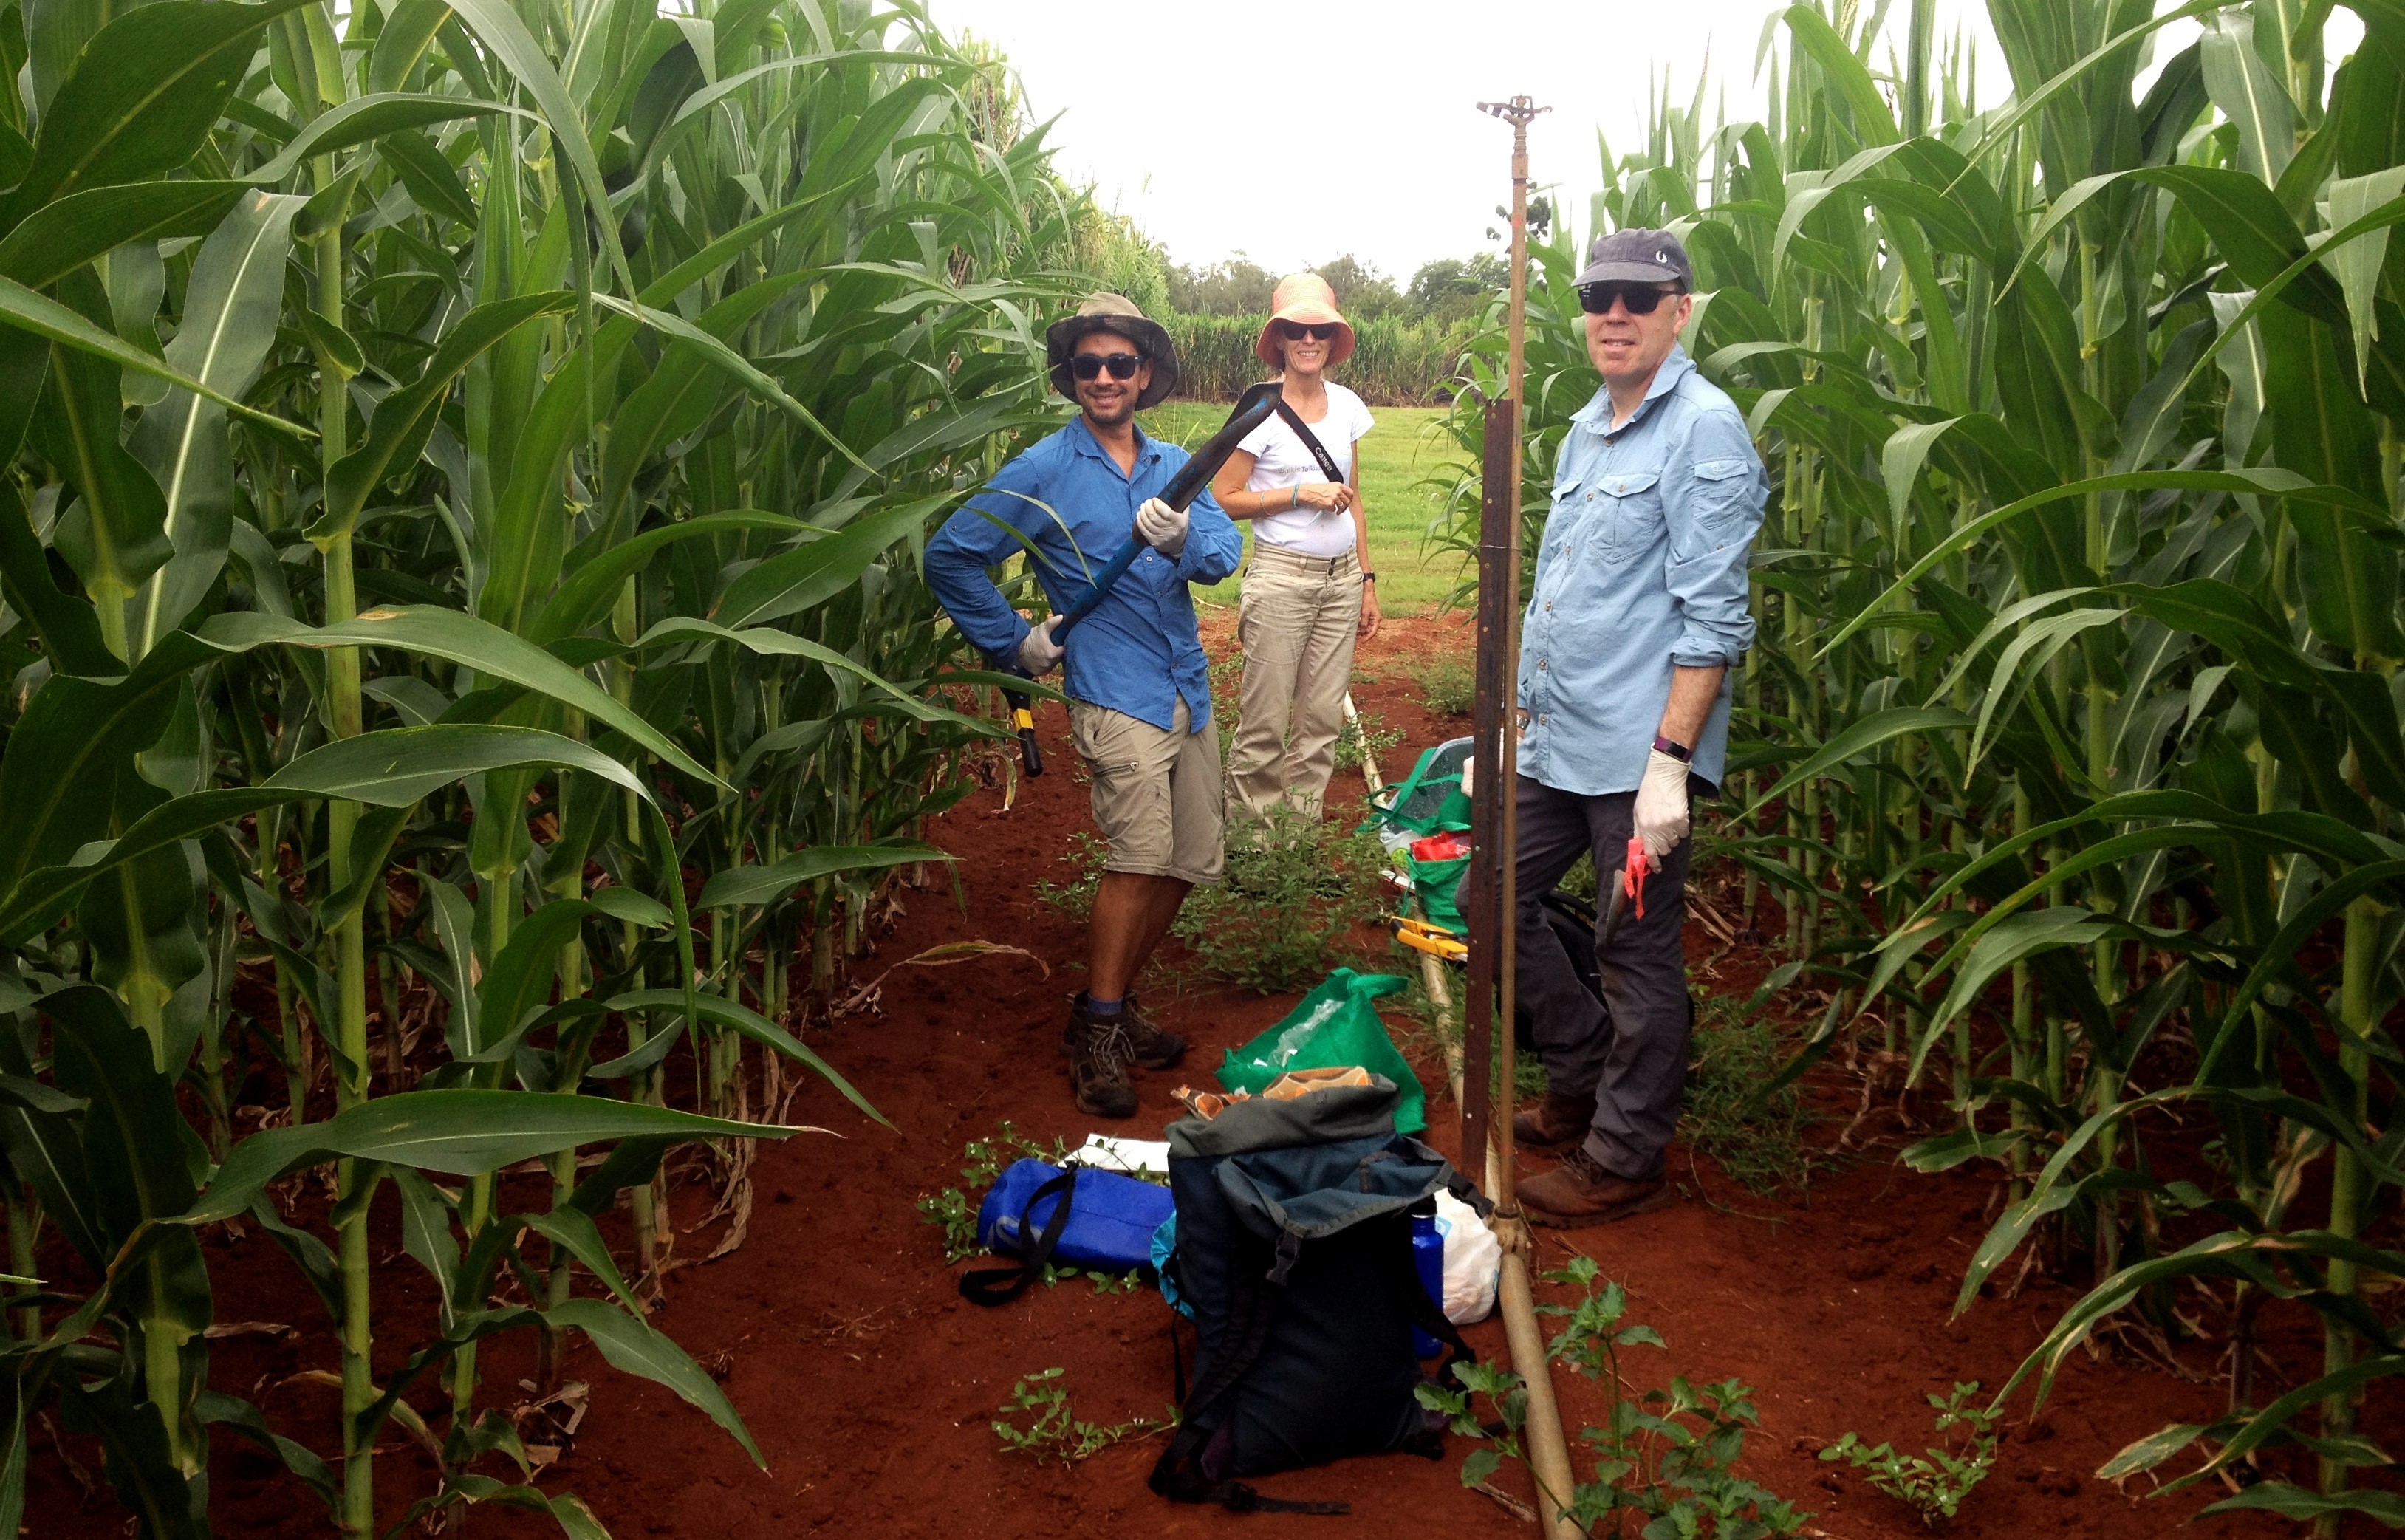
[1275,321,1341,342]
[1578,282,1683,316]
[1070,352,1143,381]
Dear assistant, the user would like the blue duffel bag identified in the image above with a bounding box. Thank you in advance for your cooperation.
[959,1157,1174,1305]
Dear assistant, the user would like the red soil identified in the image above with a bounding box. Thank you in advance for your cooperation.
[26,610,2294,1539]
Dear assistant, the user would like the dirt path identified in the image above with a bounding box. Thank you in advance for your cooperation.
[29,612,2285,1538]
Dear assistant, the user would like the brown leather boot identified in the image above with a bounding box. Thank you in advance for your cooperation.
[1059,993,1186,1072]
[1518,1147,1671,1228]
[1120,995,1186,1070]
[1511,1090,1592,1149]
[1063,1007,1138,1119]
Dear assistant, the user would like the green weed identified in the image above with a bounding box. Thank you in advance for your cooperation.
[1820,1383,2002,1527]
[993,1369,1174,1464]
[1412,654,1477,717]
[1683,990,1821,1197]
[1556,852,1598,902]
[1335,707,1406,776]
[1032,814,1383,995]
[1173,812,1386,993]
[1030,831,1112,925]
[916,1122,1073,1264]
[1420,1255,1810,1537]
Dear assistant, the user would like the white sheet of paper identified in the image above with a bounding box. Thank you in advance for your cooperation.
[1074,1135,1170,1175]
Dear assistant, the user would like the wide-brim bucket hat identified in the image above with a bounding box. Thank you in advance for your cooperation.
[1046,292,1178,410]
[1255,273,1356,369]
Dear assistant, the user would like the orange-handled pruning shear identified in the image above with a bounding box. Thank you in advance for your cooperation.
[1596,836,1650,949]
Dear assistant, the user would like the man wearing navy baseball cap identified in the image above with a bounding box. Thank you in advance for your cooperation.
[1511,227,1768,1226]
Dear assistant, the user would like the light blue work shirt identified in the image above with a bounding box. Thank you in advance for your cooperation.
[925,417,1242,733]
[1516,345,1766,795]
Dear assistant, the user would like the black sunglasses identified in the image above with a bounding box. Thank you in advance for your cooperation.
[1578,281,1683,316]
[1070,352,1143,381]
[1275,321,1340,342]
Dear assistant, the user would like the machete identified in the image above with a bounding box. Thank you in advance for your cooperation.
[999,379,1285,777]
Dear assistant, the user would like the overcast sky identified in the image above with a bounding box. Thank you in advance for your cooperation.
[923,0,2013,283]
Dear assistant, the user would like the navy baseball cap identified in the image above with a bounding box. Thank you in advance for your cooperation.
[1575,227,1694,290]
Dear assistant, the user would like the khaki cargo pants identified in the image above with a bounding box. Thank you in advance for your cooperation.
[1227,545,1362,824]
[1067,697,1225,886]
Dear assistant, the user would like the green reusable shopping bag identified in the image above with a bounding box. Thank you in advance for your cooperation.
[1217,969,1427,1133]
[1409,852,1471,933]
[1362,739,1473,838]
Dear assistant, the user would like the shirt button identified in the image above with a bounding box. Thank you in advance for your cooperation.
[1538,658,1547,670]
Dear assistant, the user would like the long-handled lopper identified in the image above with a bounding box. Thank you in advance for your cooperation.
[1055,379,1285,634]
[1002,687,1044,776]
[1004,380,1287,777]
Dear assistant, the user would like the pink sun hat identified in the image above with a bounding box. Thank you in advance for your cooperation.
[1253,273,1356,369]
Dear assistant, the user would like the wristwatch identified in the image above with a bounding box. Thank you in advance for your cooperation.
[1361,571,1378,584]
[1652,734,1692,763]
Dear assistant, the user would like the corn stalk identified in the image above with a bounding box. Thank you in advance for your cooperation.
[1437,1,2405,1524]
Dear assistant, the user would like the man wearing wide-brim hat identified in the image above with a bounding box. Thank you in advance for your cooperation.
[926,294,1242,1120]
[1507,229,1768,1226]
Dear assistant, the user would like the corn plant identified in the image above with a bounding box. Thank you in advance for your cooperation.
[0,0,1090,1532]
[1439,0,2405,1525]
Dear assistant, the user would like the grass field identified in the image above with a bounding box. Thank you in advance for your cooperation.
[1138,401,1468,615]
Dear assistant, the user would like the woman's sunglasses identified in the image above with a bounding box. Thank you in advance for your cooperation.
[1578,282,1683,316]
[1070,352,1143,381]
[1276,321,1340,342]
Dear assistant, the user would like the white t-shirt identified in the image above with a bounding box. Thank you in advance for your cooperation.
[1238,382,1375,558]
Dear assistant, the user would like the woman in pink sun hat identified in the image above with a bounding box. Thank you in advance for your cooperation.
[1209,272,1381,825]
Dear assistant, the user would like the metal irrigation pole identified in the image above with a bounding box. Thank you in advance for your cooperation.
[1473,93,1578,1540]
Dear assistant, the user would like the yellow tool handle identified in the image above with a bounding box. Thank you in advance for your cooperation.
[1394,924,1467,963]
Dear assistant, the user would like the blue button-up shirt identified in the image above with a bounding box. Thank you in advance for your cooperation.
[926,417,1242,732]
[1517,346,1766,795]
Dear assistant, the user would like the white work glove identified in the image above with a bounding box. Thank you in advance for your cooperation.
[1135,496,1188,558]
[1016,615,1064,677]
[1632,749,1691,860]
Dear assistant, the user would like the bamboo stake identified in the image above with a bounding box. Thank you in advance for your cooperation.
[1476,94,1579,1540]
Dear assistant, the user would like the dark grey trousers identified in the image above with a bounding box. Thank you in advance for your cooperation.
[1513,776,1691,1180]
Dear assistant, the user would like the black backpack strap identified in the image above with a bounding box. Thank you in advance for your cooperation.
[959,1168,1077,1306]
[1149,1229,1352,1516]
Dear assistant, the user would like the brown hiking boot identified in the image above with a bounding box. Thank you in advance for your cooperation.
[1064,1009,1138,1120]
[1119,995,1186,1071]
[1061,993,1186,1072]
[1511,1090,1591,1149]
[1518,1147,1671,1228]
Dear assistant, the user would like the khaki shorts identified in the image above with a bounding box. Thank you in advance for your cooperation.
[1068,697,1225,886]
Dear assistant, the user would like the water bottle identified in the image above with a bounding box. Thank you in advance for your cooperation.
[1410,1213,1446,1357]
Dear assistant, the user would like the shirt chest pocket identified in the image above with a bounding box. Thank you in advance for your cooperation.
[1540,479,1586,560]
[1595,470,1664,563]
